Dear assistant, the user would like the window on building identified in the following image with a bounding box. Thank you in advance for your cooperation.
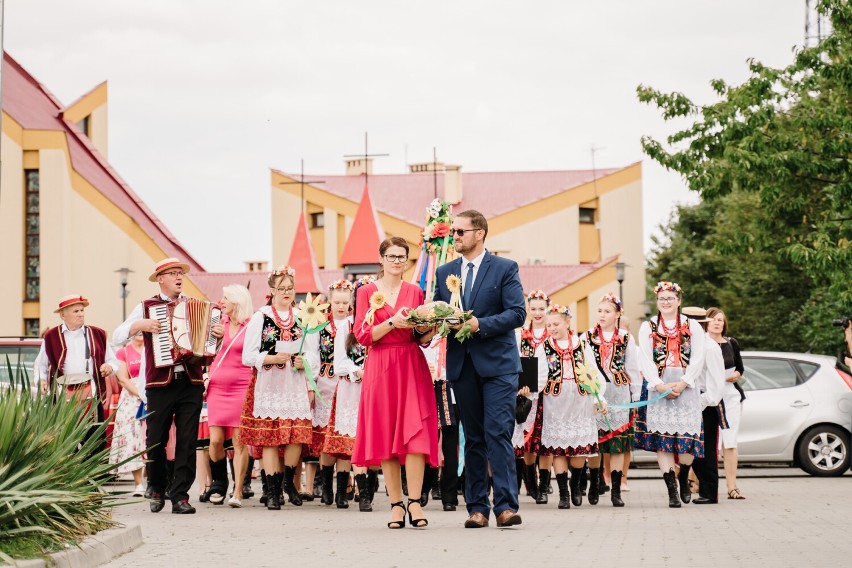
[24,319,40,338]
[76,116,90,137]
[579,207,595,224]
[24,170,40,301]
[311,212,325,229]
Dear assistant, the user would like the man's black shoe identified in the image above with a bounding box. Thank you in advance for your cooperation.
[172,500,197,514]
[149,491,165,513]
[442,503,457,512]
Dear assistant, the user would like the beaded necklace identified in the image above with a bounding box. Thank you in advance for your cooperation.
[549,334,575,379]
[270,305,294,340]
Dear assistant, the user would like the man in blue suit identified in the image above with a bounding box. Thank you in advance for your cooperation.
[434,210,526,528]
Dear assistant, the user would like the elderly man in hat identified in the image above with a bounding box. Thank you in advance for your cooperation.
[114,258,223,514]
[681,306,726,505]
[34,295,120,446]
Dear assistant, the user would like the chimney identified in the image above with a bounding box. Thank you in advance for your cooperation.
[444,165,462,204]
[244,260,268,272]
[345,158,373,176]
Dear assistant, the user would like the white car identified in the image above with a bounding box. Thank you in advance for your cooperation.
[632,351,852,476]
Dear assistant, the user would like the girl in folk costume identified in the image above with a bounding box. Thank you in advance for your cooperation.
[634,281,706,508]
[238,266,321,510]
[583,293,642,507]
[513,290,550,501]
[318,279,371,510]
[529,304,607,510]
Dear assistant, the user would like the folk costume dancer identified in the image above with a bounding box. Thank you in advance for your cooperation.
[583,293,642,507]
[35,294,120,454]
[634,282,706,508]
[318,279,369,510]
[514,290,550,502]
[238,265,320,510]
[114,258,224,514]
[528,304,607,510]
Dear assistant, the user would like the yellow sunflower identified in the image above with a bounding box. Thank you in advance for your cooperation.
[297,293,329,329]
[446,274,462,293]
[369,291,386,310]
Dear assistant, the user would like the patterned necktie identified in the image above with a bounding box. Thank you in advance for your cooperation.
[462,262,475,309]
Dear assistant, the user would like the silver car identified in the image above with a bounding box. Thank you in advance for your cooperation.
[633,351,852,476]
[736,351,852,476]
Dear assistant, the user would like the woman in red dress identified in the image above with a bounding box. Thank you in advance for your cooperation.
[353,237,439,529]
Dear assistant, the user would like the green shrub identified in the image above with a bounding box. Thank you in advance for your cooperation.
[0,368,131,562]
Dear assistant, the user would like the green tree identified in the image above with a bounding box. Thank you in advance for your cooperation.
[640,0,851,354]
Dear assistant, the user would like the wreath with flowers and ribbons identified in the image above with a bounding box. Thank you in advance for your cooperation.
[410,198,456,301]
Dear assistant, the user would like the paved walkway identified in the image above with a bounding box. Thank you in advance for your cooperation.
[104,469,852,568]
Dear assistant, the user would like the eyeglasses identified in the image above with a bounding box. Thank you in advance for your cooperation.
[452,228,478,237]
[657,297,678,304]
[383,255,408,264]
[160,270,185,278]
[275,286,295,294]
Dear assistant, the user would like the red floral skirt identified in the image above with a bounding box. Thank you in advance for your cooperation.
[321,395,355,459]
[239,371,312,448]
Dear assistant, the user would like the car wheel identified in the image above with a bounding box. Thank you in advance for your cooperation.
[796,425,850,477]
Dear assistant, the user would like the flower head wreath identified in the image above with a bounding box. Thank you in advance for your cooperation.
[328,279,354,292]
[526,289,551,304]
[548,303,572,319]
[271,265,296,278]
[653,281,682,296]
[600,292,623,313]
[354,276,375,290]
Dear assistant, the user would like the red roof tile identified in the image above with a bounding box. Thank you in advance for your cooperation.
[274,168,623,226]
[338,184,385,266]
[517,256,617,295]
[1,52,203,271]
[287,211,324,294]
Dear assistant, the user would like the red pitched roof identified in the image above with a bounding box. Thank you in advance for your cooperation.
[517,256,617,294]
[338,184,385,266]
[1,52,204,271]
[274,167,623,226]
[287,211,324,294]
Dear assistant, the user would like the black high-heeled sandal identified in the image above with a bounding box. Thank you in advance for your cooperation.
[407,498,428,528]
[388,501,406,529]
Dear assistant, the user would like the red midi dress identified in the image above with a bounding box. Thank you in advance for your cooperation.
[351,282,439,468]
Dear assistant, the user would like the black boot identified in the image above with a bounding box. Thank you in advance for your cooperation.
[311,465,323,499]
[164,460,175,500]
[678,464,692,504]
[259,469,269,505]
[535,470,550,504]
[367,470,379,504]
[243,457,255,499]
[208,457,228,505]
[355,473,373,512]
[335,472,350,509]
[431,469,442,501]
[569,467,583,507]
[587,468,600,505]
[610,470,625,507]
[284,466,303,506]
[598,466,610,494]
[579,463,588,496]
[267,472,281,510]
[663,469,681,508]
[523,464,539,500]
[421,466,434,507]
[320,465,335,505]
[515,458,524,492]
[555,472,570,509]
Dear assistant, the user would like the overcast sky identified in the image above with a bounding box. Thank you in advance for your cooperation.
[5,0,808,271]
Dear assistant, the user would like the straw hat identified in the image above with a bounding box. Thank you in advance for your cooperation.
[148,258,191,282]
[54,294,89,313]
[682,306,711,323]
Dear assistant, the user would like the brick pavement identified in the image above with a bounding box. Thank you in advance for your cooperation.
[103,471,852,568]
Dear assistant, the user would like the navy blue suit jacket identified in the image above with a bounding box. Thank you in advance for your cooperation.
[434,252,526,381]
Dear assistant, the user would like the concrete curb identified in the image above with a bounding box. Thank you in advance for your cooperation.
[11,524,143,568]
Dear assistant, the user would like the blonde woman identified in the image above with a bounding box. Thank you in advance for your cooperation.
[206,285,254,507]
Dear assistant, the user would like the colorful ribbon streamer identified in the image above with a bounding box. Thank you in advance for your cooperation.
[608,388,673,410]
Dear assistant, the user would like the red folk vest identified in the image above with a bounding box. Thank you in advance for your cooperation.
[42,325,109,404]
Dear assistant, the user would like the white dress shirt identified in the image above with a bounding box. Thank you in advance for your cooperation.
[34,324,119,382]
[460,249,486,310]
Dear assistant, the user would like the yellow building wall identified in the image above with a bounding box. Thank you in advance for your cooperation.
[598,176,645,326]
[0,132,26,334]
[486,205,580,265]
[89,103,109,160]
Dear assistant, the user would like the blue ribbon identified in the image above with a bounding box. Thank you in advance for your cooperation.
[608,388,673,409]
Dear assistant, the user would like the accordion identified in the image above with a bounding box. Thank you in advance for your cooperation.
[148,299,222,368]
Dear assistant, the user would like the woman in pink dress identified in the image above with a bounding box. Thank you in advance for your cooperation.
[353,237,439,529]
[205,284,254,507]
